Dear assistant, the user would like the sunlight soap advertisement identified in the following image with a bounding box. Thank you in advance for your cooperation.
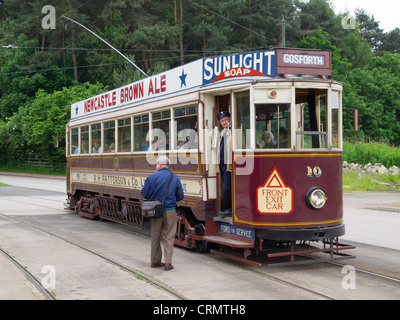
[202,50,277,85]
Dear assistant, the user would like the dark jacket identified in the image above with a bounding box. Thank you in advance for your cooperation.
[141,168,184,209]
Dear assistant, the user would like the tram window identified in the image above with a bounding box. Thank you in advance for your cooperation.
[134,114,149,151]
[150,110,170,151]
[80,125,89,154]
[71,128,79,154]
[104,120,116,153]
[332,91,340,148]
[174,105,198,150]
[296,90,327,149]
[91,123,102,153]
[255,104,291,149]
[234,91,251,149]
[118,117,132,152]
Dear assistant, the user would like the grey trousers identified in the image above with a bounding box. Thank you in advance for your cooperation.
[150,209,177,264]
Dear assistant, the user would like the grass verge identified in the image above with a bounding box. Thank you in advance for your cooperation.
[343,171,400,192]
[0,166,66,176]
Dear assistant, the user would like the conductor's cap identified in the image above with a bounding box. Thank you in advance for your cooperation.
[217,111,231,120]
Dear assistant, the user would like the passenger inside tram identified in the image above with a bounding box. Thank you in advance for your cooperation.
[261,131,276,149]
[255,104,291,149]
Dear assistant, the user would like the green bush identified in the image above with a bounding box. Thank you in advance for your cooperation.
[343,140,400,167]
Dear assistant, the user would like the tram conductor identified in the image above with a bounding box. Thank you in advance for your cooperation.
[217,111,232,216]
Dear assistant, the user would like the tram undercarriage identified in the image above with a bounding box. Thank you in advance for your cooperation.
[69,192,355,267]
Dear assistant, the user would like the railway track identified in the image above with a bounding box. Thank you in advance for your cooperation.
[2,206,400,300]
[239,258,400,301]
[0,184,399,300]
[0,246,56,300]
[1,211,337,301]
[0,212,187,300]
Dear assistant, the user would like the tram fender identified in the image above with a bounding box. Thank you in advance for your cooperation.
[257,224,345,241]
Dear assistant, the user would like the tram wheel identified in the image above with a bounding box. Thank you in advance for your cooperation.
[194,223,208,253]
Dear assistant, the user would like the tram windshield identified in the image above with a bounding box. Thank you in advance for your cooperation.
[255,104,291,149]
[233,86,341,151]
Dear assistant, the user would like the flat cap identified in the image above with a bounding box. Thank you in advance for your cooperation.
[157,155,170,165]
[217,111,231,120]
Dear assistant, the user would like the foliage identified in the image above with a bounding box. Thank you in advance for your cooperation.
[0,82,107,165]
[1,0,400,165]
[343,140,400,168]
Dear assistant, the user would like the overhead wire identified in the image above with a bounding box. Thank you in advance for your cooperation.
[0,0,274,77]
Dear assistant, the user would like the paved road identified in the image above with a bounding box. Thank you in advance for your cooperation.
[0,173,399,301]
[1,173,398,250]
[342,192,400,250]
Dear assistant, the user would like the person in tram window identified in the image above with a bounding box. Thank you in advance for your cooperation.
[261,131,276,149]
[81,141,89,154]
[107,142,115,153]
[278,127,289,149]
[217,111,232,217]
[176,130,187,149]
[92,139,102,153]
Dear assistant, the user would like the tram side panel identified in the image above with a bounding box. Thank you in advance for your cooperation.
[233,152,344,235]
[67,153,216,222]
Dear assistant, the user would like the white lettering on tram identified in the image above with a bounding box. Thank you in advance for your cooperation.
[283,54,325,65]
[203,51,276,82]
[84,91,117,113]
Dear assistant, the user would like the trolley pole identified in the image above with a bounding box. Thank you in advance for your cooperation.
[281,15,286,48]
[62,16,148,78]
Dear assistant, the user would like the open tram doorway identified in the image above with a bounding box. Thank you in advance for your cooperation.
[215,94,232,216]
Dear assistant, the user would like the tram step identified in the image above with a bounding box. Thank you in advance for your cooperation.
[203,236,253,248]
[213,216,233,224]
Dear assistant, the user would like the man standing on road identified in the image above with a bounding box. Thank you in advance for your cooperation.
[141,156,184,271]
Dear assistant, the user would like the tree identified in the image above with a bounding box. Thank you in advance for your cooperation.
[379,28,400,55]
[294,0,336,41]
[297,31,351,81]
[345,54,400,144]
[355,8,384,53]
[22,82,107,163]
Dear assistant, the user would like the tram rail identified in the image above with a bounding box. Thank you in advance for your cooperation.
[0,246,56,300]
[1,209,399,301]
[0,212,187,300]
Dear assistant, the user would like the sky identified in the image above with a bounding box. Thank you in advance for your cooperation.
[331,0,400,32]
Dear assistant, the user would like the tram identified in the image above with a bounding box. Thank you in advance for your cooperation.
[66,47,355,266]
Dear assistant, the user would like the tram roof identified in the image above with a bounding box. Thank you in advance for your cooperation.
[70,48,332,121]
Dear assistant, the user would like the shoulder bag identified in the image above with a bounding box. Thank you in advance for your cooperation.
[141,171,174,218]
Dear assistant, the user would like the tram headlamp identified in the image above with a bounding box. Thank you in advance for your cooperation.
[306,188,327,210]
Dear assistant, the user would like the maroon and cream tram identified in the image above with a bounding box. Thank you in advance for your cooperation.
[66,48,355,266]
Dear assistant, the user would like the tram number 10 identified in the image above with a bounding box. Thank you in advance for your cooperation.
[307,166,322,178]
